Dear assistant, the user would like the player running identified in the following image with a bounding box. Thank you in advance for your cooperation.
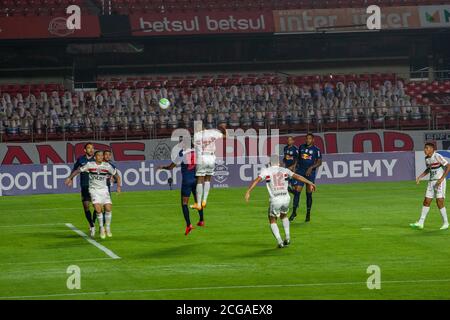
[245,155,316,248]
[283,136,300,218]
[65,151,121,239]
[72,142,96,237]
[159,143,205,236]
[410,143,449,230]
[190,123,227,211]
[290,133,322,222]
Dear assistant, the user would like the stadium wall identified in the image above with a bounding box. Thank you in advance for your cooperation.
[1,130,449,165]
[0,152,415,196]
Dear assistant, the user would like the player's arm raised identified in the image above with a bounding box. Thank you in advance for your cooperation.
[245,176,262,202]
[292,173,317,191]
[416,168,430,184]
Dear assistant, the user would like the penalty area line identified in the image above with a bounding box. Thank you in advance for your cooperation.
[65,223,121,260]
[3,278,450,299]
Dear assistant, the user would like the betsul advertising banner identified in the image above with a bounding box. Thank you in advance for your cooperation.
[0,15,100,39]
[272,5,450,33]
[1,130,449,165]
[0,152,415,196]
[130,11,274,36]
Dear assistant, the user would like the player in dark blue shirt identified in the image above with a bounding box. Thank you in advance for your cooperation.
[159,142,204,236]
[283,136,301,219]
[283,136,298,171]
[290,133,322,222]
[72,142,96,236]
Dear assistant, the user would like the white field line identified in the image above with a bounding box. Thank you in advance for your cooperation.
[2,278,450,299]
[65,223,121,260]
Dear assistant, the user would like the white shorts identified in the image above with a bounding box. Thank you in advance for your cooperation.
[425,179,447,199]
[90,189,112,205]
[268,195,290,218]
[196,154,216,177]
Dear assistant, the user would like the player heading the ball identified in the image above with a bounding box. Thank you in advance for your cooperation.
[190,123,227,211]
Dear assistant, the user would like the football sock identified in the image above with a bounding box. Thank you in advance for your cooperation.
[196,184,203,205]
[439,207,448,225]
[418,206,430,225]
[270,223,283,245]
[84,210,94,228]
[96,212,104,229]
[104,212,112,228]
[306,192,313,214]
[203,181,211,203]
[198,209,204,222]
[92,212,97,224]
[182,204,191,226]
[293,191,300,214]
[281,217,290,241]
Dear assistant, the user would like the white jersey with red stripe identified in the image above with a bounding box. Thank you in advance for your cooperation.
[79,161,117,192]
[426,152,448,181]
[258,165,295,201]
[193,129,223,155]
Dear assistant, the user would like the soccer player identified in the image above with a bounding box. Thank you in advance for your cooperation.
[102,150,117,228]
[191,123,227,210]
[72,142,96,237]
[290,133,322,222]
[245,155,316,248]
[410,143,449,230]
[283,136,300,218]
[159,144,205,236]
[65,151,121,239]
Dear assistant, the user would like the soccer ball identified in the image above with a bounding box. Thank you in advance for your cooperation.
[159,98,170,110]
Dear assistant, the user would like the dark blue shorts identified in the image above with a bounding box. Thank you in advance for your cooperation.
[181,180,196,198]
[81,186,91,202]
[291,171,316,187]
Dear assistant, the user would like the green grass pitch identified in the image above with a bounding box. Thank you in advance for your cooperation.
[0,181,449,300]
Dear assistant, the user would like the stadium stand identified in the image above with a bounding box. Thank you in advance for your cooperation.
[1,0,449,16]
[1,72,449,141]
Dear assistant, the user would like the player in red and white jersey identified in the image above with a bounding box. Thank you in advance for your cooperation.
[191,123,227,210]
[65,151,122,239]
[411,143,450,230]
[245,155,316,248]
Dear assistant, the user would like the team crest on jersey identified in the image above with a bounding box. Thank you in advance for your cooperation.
[213,164,229,183]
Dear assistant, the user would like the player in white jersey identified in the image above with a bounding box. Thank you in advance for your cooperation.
[411,143,450,230]
[191,123,227,211]
[245,155,316,248]
[65,151,122,239]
